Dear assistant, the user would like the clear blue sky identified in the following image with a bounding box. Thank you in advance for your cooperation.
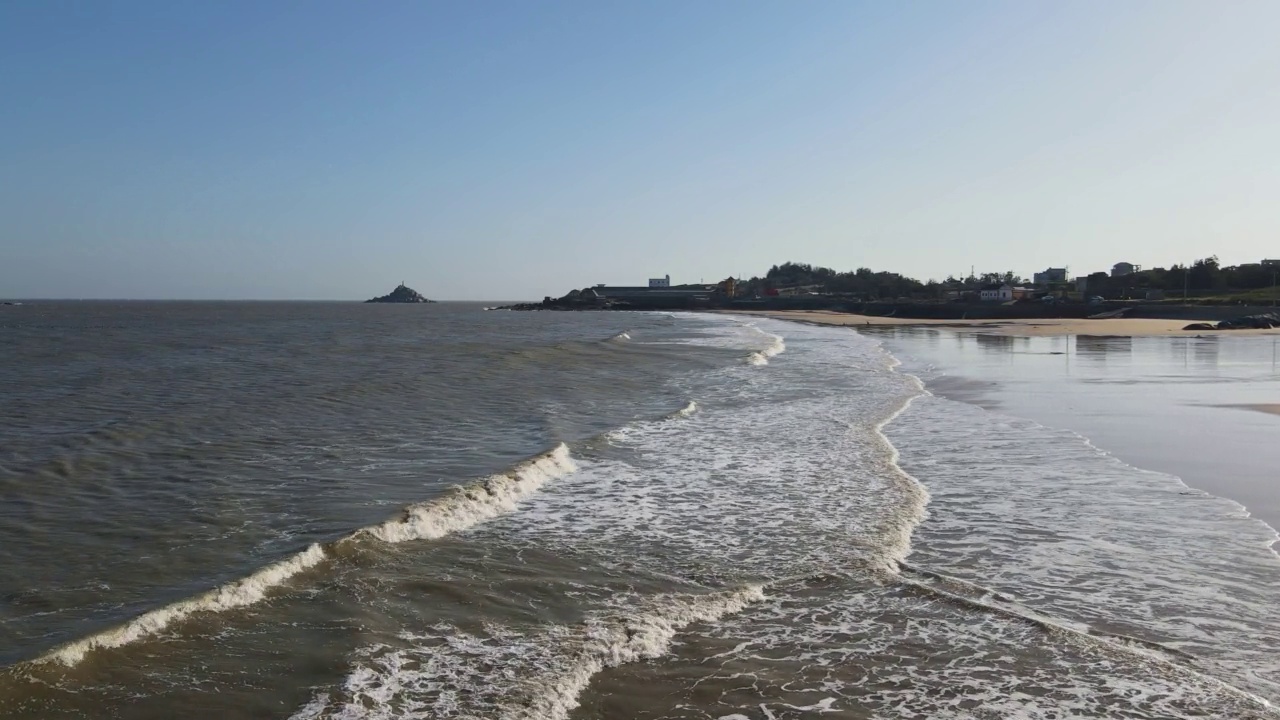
[3,1,1278,300]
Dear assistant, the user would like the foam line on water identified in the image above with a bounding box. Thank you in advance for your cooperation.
[866,351,932,571]
[894,574,1275,712]
[290,584,767,720]
[515,584,765,720]
[899,560,1204,663]
[344,443,576,544]
[668,400,698,419]
[36,543,329,667]
[603,401,699,443]
[898,560,1017,603]
[744,325,786,366]
[28,444,576,668]
[1064,426,1280,561]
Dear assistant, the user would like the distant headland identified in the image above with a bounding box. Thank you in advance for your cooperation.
[365,283,435,303]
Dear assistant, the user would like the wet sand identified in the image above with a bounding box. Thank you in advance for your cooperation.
[1222,404,1280,416]
[726,309,1280,337]
[858,325,1280,541]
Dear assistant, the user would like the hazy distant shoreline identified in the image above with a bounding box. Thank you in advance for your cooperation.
[725,309,1280,337]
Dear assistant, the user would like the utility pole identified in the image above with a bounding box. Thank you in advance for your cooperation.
[1183,263,1190,304]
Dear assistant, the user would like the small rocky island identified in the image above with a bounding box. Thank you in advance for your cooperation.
[365,283,435,303]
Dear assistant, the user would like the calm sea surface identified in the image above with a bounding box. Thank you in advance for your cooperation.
[2,303,1279,719]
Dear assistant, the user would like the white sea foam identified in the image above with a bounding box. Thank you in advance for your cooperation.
[670,400,698,418]
[886,389,1280,702]
[604,401,699,443]
[32,445,576,668]
[561,317,1280,717]
[867,352,931,571]
[745,331,785,366]
[490,319,927,594]
[683,579,1279,719]
[249,316,1280,717]
[37,542,329,667]
[514,585,765,720]
[290,585,766,720]
[347,443,576,544]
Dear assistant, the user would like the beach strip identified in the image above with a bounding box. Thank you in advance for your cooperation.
[723,310,1280,338]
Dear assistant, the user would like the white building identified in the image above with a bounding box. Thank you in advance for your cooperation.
[980,284,1014,302]
[648,275,671,288]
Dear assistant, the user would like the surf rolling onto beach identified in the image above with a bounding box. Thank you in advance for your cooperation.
[1,302,1278,719]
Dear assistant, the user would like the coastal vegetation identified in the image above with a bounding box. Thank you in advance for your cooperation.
[515,257,1277,316]
[740,257,1278,303]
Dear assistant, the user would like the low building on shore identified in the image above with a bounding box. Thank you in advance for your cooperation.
[980,284,1014,302]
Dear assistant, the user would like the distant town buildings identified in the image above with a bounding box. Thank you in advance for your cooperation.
[1111,262,1138,277]
[1033,268,1068,287]
[648,275,671,288]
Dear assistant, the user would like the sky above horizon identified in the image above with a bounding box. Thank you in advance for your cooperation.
[3,1,1279,300]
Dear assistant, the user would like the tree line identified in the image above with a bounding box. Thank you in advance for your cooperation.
[1084,257,1278,297]
[736,262,927,300]
[736,258,1277,301]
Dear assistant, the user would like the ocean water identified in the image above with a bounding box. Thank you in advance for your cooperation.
[1,303,1278,719]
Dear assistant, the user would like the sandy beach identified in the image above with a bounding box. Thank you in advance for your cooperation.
[725,309,1280,337]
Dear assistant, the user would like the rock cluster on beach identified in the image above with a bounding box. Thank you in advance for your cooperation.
[365,284,435,303]
[1183,313,1280,331]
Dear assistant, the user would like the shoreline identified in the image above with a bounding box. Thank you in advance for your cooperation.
[721,309,1280,338]
[1218,404,1280,417]
[801,313,1280,550]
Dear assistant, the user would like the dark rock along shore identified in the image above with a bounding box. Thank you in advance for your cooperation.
[1183,313,1280,331]
[365,284,435,303]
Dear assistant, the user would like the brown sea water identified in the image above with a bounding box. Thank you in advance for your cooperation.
[2,304,1279,719]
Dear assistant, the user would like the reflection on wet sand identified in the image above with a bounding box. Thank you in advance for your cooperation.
[1075,335,1133,361]
[876,329,1280,543]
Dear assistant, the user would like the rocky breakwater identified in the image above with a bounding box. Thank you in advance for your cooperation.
[365,284,435,303]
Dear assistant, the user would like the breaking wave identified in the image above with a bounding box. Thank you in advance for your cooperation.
[289,584,766,720]
[746,330,785,366]
[513,585,765,720]
[30,444,577,667]
[603,400,700,444]
[36,544,329,667]
[345,444,576,544]
[668,400,698,419]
